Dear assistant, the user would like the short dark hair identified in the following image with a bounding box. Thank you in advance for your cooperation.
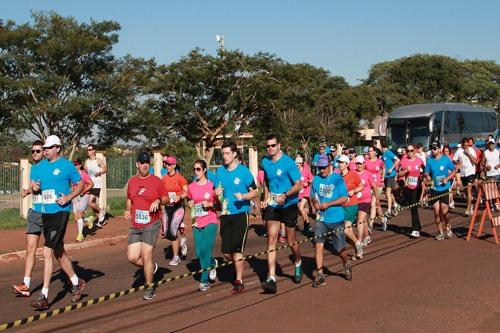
[221,140,238,153]
[468,137,474,143]
[88,144,96,150]
[32,140,44,147]
[461,137,469,145]
[381,142,389,148]
[265,133,280,143]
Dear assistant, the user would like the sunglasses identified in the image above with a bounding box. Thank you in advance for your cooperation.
[43,145,56,150]
[266,144,277,148]
[356,162,363,165]
[165,163,174,166]
[87,148,94,151]
[407,149,414,152]
[432,147,439,150]
[31,149,42,154]
[138,161,149,165]
[318,166,328,170]
[193,167,202,172]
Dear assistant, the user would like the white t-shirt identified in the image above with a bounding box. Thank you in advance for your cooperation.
[484,149,500,177]
[85,158,103,188]
[453,147,477,177]
[416,151,427,166]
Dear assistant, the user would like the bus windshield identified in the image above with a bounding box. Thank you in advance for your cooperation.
[407,117,430,147]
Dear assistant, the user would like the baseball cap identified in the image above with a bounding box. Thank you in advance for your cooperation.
[316,155,330,167]
[136,152,150,163]
[43,135,61,148]
[429,141,440,150]
[487,138,495,144]
[348,148,356,154]
[295,156,304,164]
[165,156,177,165]
[337,155,349,164]
[319,143,326,149]
[355,156,365,164]
[73,159,82,166]
[397,147,403,154]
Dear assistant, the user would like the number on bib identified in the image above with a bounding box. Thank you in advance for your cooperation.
[319,184,334,199]
[406,176,418,187]
[42,189,56,204]
[135,210,151,225]
[194,203,208,217]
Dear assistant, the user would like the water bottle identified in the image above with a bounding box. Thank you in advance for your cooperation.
[217,182,224,203]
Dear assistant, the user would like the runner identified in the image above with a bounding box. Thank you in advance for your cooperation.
[348,148,357,171]
[381,142,400,217]
[364,145,387,230]
[215,140,257,294]
[84,144,107,227]
[442,145,456,208]
[296,155,314,234]
[338,155,364,259]
[161,156,188,265]
[355,155,376,246]
[310,155,351,287]
[72,159,94,242]
[29,135,86,310]
[187,160,219,291]
[398,144,425,238]
[12,140,45,297]
[453,138,478,216]
[482,139,500,211]
[125,151,168,300]
[260,134,303,294]
[424,142,457,240]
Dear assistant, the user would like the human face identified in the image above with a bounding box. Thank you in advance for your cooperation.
[431,146,440,157]
[87,146,95,157]
[222,147,237,166]
[319,146,325,154]
[356,162,364,172]
[318,164,330,177]
[368,147,376,159]
[31,145,43,162]
[43,145,60,161]
[339,161,348,172]
[487,142,495,151]
[193,163,205,179]
[407,145,415,158]
[136,160,150,177]
[266,139,280,157]
[296,162,303,170]
[462,141,469,149]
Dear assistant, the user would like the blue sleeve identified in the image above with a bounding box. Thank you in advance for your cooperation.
[244,168,256,189]
[389,150,396,161]
[312,154,319,165]
[30,165,38,182]
[288,158,301,183]
[335,175,348,197]
[310,178,317,198]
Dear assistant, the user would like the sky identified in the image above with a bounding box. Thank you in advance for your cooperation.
[2,0,500,85]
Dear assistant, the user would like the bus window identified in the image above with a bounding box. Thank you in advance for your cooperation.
[431,111,443,141]
[388,119,406,147]
[445,111,497,134]
[407,117,429,147]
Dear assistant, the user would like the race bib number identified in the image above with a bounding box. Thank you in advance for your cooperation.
[319,184,334,199]
[269,192,279,206]
[135,209,151,225]
[435,176,445,188]
[42,189,56,204]
[357,192,362,198]
[407,176,418,187]
[194,203,208,217]
[33,194,43,204]
[168,192,176,203]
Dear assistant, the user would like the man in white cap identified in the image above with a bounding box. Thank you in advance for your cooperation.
[29,135,86,310]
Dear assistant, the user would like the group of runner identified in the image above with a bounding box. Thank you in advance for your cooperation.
[12,133,500,307]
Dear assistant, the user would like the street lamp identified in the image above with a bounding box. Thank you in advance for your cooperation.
[216,35,224,52]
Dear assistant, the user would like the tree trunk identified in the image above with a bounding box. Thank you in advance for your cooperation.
[68,138,78,160]
[204,146,215,165]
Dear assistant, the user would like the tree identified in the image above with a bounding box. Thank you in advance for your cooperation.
[0,12,147,158]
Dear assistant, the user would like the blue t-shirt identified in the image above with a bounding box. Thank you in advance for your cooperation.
[382,150,398,178]
[29,161,44,213]
[262,154,301,208]
[311,172,348,224]
[31,158,81,213]
[215,164,256,214]
[424,155,455,191]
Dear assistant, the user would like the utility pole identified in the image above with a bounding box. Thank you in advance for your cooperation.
[216,35,224,52]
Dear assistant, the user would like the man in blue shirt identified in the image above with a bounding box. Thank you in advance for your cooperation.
[424,142,457,240]
[381,142,400,216]
[215,141,257,294]
[310,155,351,287]
[260,134,303,294]
[29,135,86,310]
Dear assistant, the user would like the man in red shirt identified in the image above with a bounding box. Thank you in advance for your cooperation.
[125,152,168,300]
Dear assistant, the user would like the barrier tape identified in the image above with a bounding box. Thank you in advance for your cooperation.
[0,181,493,331]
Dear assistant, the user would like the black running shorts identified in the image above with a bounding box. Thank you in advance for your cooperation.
[220,213,249,254]
[42,211,70,250]
[263,204,298,228]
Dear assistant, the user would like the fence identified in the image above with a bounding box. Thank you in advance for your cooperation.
[0,162,21,225]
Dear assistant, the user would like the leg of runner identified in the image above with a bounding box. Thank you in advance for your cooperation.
[298,198,310,232]
[261,220,280,293]
[433,201,444,236]
[386,186,393,215]
[12,234,39,297]
[357,209,369,246]
[405,187,421,237]
[193,224,217,290]
[278,222,287,243]
[285,224,302,283]
[440,202,452,238]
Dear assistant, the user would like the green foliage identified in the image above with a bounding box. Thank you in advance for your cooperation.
[0,209,26,230]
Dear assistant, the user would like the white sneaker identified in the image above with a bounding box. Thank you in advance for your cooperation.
[98,208,106,223]
[209,258,218,281]
[355,241,364,259]
[180,237,188,256]
[449,201,455,209]
[169,256,181,266]
[410,231,420,238]
[381,217,388,231]
[199,282,210,292]
[362,236,371,246]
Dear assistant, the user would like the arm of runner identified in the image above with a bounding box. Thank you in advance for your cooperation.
[391,157,401,174]
[319,196,348,210]
[350,181,364,197]
[276,179,302,205]
[124,198,132,220]
[57,180,84,206]
[261,177,270,209]
[83,178,94,195]
[95,158,107,176]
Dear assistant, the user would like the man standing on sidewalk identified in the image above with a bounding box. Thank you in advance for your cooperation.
[12,140,45,297]
[30,135,86,310]
[85,144,107,227]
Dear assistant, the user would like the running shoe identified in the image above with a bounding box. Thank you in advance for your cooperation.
[153,262,159,274]
[31,293,49,310]
[449,201,455,209]
[261,277,277,294]
[169,256,181,266]
[180,237,188,256]
[96,220,107,228]
[76,233,84,242]
[464,209,471,217]
[355,241,364,259]
[71,279,86,302]
[199,282,210,292]
[445,228,453,239]
[344,263,353,281]
[86,216,94,229]
[435,233,445,241]
[410,231,420,238]
[312,272,327,288]
[98,208,106,223]
[294,263,303,284]
[143,287,156,300]
[362,236,371,246]
[209,258,218,281]
[12,282,30,297]
[381,216,388,231]
[231,280,245,294]
[367,224,373,235]
[278,233,286,243]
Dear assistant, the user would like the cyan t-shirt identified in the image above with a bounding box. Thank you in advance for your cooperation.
[262,154,301,208]
[29,161,43,213]
[31,158,81,213]
[215,164,256,214]
[424,155,455,191]
[311,172,348,224]
[382,150,398,178]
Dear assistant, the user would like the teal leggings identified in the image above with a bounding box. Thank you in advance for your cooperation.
[193,223,218,283]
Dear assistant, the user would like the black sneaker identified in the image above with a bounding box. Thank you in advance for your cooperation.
[71,279,86,302]
[261,277,277,294]
[312,273,326,288]
[344,263,353,281]
[31,293,49,310]
[143,287,156,300]
[231,280,245,294]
